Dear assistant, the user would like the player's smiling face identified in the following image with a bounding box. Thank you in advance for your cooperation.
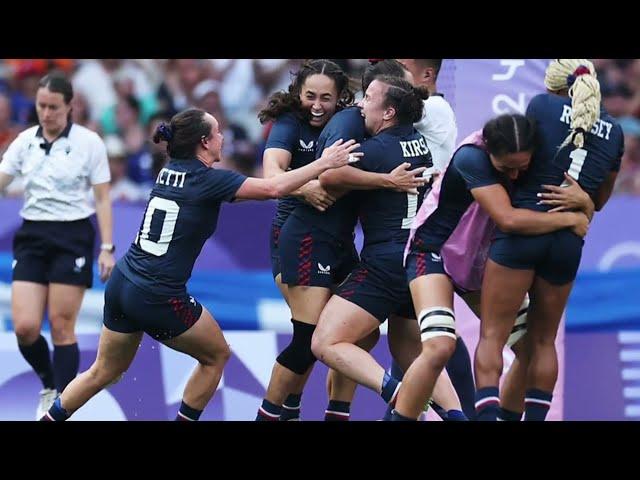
[202,113,224,165]
[299,74,339,128]
[359,79,391,136]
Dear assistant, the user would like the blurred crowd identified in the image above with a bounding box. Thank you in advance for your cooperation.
[1,59,639,202]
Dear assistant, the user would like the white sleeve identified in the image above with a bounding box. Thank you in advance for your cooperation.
[89,135,111,185]
[418,100,456,148]
[0,134,25,177]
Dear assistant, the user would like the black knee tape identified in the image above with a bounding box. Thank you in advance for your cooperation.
[276,319,317,374]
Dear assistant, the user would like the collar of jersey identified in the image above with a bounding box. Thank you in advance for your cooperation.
[35,122,73,141]
[380,123,414,137]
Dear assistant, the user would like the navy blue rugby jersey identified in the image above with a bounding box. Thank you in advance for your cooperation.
[356,123,433,254]
[514,92,624,212]
[291,106,366,239]
[265,112,322,227]
[119,158,246,296]
[413,144,502,251]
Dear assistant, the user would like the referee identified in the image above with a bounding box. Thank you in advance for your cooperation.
[0,72,115,419]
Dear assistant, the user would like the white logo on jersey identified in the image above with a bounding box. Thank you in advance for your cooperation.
[299,139,315,152]
[11,259,17,269]
[430,253,442,262]
[317,263,331,275]
[74,257,86,272]
[189,296,196,306]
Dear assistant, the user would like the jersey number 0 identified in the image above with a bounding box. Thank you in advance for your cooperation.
[136,197,180,256]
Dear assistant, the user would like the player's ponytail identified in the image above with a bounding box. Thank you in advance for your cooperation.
[544,59,600,149]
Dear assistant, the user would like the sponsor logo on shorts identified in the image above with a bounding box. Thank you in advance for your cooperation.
[430,253,442,262]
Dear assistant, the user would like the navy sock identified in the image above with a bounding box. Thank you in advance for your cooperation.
[390,360,404,381]
[446,337,476,420]
[176,401,203,421]
[430,400,448,420]
[524,389,553,421]
[444,409,468,421]
[499,407,523,421]
[382,362,405,420]
[53,343,79,392]
[256,399,281,421]
[475,386,500,421]
[381,372,400,405]
[280,394,302,421]
[40,397,69,421]
[18,335,55,389]
[390,409,416,421]
[325,400,350,421]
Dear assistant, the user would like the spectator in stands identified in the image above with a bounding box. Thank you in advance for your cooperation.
[615,116,640,194]
[105,135,146,202]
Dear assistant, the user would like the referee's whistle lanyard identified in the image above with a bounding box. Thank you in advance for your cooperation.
[31,126,69,174]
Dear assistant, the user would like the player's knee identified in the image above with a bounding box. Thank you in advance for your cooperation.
[14,322,41,344]
[356,328,380,352]
[88,362,122,388]
[278,319,317,374]
[423,337,456,371]
[215,342,232,365]
[50,324,76,345]
[200,342,231,367]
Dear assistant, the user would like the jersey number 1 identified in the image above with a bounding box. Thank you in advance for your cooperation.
[401,193,418,229]
[566,148,588,182]
[136,197,180,256]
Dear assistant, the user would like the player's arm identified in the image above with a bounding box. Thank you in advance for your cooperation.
[319,162,428,194]
[262,147,292,179]
[471,183,589,237]
[0,172,15,193]
[591,170,618,212]
[236,139,362,200]
[263,147,336,210]
[0,134,22,193]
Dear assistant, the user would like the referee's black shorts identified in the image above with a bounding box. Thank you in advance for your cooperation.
[12,218,95,288]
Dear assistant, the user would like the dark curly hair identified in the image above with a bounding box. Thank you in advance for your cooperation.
[258,59,354,124]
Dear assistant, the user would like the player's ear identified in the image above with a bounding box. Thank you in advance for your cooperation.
[383,106,396,121]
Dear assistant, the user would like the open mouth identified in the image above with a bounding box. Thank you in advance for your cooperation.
[310,111,325,121]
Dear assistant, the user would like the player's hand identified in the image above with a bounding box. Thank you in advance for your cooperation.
[538,172,595,219]
[319,139,363,170]
[387,162,428,194]
[98,250,115,283]
[570,211,590,238]
[299,179,336,212]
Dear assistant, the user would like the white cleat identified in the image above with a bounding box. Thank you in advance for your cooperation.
[36,388,58,420]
